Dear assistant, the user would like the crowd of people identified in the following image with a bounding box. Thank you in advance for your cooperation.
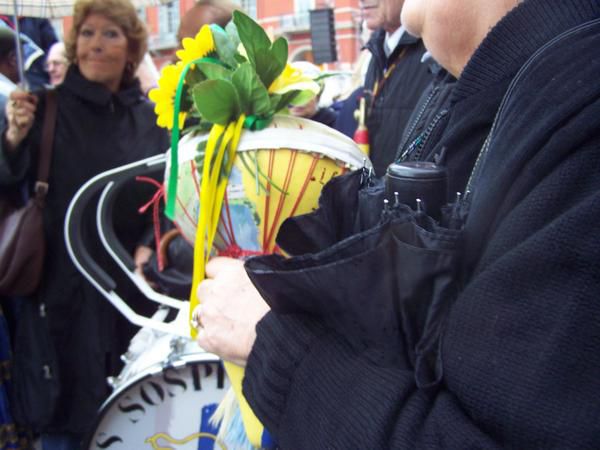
[0,0,598,448]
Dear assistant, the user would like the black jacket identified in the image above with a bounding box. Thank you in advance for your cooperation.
[243,0,600,448]
[395,62,456,166]
[362,29,432,176]
[0,66,169,434]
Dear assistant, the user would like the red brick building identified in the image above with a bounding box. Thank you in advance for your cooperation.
[58,0,364,71]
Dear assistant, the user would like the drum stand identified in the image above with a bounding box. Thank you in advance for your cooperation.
[65,153,191,337]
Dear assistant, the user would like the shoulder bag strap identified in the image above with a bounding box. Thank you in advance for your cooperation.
[34,89,58,201]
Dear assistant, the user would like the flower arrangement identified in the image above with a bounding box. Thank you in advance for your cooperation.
[150,12,320,133]
[149,10,321,207]
[149,9,321,326]
[148,14,326,448]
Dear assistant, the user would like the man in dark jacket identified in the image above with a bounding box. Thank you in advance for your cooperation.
[193,0,600,448]
[335,0,432,176]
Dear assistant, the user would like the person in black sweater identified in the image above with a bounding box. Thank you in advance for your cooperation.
[194,0,600,447]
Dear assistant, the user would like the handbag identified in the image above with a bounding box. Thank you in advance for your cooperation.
[0,89,58,296]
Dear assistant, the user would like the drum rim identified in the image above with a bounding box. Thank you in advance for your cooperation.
[83,354,222,450]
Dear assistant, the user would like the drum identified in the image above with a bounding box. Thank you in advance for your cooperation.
[168,114,368,253]
[85,333,228,450]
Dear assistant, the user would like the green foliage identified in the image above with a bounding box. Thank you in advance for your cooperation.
[194,61,231,81]
[233,10,271,67]
[232,63,271,116]
[271,37,288,67]
[233,11,287,89]
[181,11,316,129]
[288,89,316,106]
[270,91,301,112]
[212,24,239,69]
[192,79,241,125]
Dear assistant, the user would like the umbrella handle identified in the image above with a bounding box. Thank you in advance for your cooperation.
[11,1,28,89]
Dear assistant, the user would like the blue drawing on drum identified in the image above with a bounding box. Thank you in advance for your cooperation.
[198,404,220,450]
[214,166,261,255]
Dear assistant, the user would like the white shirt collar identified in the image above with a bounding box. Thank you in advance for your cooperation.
[384,26,406,57]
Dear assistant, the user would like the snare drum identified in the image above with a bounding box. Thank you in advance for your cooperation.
[85,334,228,450]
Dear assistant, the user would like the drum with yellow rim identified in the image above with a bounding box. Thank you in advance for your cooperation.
[167,115,369,256]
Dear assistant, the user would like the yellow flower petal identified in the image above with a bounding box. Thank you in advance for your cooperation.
[176,25,216,67]
[149,63,187,130]
[269,63,321,96]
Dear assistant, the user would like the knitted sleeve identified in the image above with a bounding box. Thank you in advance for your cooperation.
[242,130,600,447]
[243,312,503,449]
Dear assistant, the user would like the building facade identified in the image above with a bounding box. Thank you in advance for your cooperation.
[145,0,364,70]
[54,1,364,73]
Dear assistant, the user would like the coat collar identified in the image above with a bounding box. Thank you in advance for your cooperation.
[60,65,143,107]
[452,0,600,103]
[365,28,420,67]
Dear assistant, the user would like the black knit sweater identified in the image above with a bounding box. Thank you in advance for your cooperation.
[243,0,600,448]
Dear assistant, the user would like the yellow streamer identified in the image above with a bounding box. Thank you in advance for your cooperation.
[208,115,246,247]
[189,115,266,447]
[190,123,226,337]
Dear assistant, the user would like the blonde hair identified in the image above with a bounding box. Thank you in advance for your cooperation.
[65,0,148,84]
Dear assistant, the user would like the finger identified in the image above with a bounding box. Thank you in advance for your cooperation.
[205,256,243,278]
[196,278,216,303]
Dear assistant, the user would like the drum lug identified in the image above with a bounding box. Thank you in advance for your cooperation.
[106,375,121,388]
[120,351,134,364]
[163,336,188,367]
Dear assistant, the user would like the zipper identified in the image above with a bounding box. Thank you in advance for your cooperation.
[399,109,448,162]
[396,86,440,160]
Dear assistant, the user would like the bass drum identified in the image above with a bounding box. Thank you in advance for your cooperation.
[85,334,229,450]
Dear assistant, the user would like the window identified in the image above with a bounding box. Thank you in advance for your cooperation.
[237,0,257,19]
[295,0,314,13]
[159,0,180,36]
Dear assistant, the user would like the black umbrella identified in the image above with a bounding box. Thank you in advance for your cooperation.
[275,168,385,255]
[245,166,465,387]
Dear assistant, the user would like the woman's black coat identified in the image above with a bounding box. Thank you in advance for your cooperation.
[0,65,170,433]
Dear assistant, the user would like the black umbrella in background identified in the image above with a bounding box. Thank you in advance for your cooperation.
[245,167,466,387]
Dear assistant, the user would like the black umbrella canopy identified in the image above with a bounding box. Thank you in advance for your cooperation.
[246,167,466,386]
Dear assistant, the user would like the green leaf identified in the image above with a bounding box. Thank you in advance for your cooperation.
[288,89,317,107]
[233,10,271,67]
[194,61,231,81]
[270,37,288,68]
[271,91,300,113]
[211,24,238,69]
[192,79,241,125]
[232,63,271,116]
[269,93,282,112]
[186,67,207,86]
[234,54,248,64]
[254,48,286,89]
[225,20,241,50]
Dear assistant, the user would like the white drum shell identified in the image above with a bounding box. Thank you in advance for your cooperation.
[86,335,228,450]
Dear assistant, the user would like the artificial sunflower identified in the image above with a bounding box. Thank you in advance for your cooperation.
[175,24,216,67]
[148,63,187,130]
